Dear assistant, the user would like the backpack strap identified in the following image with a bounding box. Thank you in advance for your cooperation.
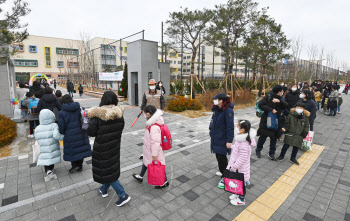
[147,123,161,133]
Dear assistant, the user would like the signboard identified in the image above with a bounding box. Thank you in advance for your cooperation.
[99,71,123,81]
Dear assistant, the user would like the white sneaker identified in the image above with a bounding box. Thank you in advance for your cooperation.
[229,194,239,200]
[28,134,34,138]
[46,170,57,180]
[216,172,222,177]
[230,197,246,206]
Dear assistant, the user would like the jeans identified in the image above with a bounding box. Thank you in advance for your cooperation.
[279,144,298,159]
[21,110,28,120]
[101,180,126,198]
[329,107,337,116]
[69,91,74,97]
[316,102,320,110]
[216,153,228,177]
[338,105,341,113]
[256,136,277,155]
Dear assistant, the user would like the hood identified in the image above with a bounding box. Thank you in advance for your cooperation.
[146,109,164,126]
[88,105,124,121]
[234,128,257,142]
[290,108,310,117]
[41,94,57,104]
[62,102,80,112]
[39,109,56,125]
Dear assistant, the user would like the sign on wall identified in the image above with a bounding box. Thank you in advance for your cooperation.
[99,71,123,81]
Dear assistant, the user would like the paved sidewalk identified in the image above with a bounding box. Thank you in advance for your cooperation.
[0,89,349,221]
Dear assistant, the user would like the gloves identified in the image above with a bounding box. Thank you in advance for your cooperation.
[301,131,308,139]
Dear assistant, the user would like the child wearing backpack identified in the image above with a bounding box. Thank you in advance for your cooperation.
[132,105,170,189]
[276,102,310,165]
[22,92,40,138]
[227,120,256,206]
[35,109,64,180]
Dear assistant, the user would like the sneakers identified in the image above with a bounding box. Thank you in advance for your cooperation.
[69,166,82,173]
[139,154,143,160]
[269,154,276,161]
[132,174,143,183]
[99,187,108,198]
[155,181,169,189]
[230,197,246,206]
[256,150,261,158]
[290,158,299,165]
[229,194,239,200]
[276,156,284,161]
[46,170,56,180]
[27,134,34,138]
[338,112,341,114]
[218,178,225,189]
[116,194,131,207]
[216,172,222,177]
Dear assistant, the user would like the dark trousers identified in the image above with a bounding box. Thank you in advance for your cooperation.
[29,120,39,135]
[139,164,167,181]
[71,159,83,168]
[279,144,298,160]
[215,153,228,177]
[256,136,277,155]
[44,165,54,172]
[309,118,314,131]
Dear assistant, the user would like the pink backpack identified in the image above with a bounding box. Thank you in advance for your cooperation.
[148,123,172,151]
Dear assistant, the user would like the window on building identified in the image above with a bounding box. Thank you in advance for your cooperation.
[68,61,79,68]
[29,45,37,53]
[120,47,123,51]
[178,54,182,57]
[169,52,177,57]
[170,68,177,72]
[57,61,64,68]
[58,75,67,81]
[187,69,190,72]
[14,59,38,67]
[124,47,127,52]
[45,47,51,67]
[13,44,24,52]
[101,64,117,69]
[202,46,206,53]
[183,69,186,72]
[187,63,190,65]
[178,61,182,64]
[56,47,79,55]
[169,60,173,64]
[122,56,127,60]
[101,55,116,59]
[178,68,182,71]
[148,72,153,81]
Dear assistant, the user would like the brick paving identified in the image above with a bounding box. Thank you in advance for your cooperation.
[0,87,349,220]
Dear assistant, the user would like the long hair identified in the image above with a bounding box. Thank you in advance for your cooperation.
[100,91,118,107]
[238,119,251,144]
[221,97,232,110]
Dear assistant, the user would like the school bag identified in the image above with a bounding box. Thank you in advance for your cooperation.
[80,108,89,130]
[29,98,39,115]
[255,94,271,118]
[267,112,278,130]
[147,124,172,150]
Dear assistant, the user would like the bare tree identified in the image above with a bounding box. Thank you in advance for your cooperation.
[290,36,303,82]
[307,44,318,82]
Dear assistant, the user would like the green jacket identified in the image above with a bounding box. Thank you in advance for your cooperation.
[339,97,343,106]
[284,108,310,148]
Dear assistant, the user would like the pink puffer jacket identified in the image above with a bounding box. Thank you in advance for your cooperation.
[143,110,165,166]
[227,129,257,182]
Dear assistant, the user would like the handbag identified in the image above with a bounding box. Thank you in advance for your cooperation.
[223,169,246,196]
[147,160,166,186]
[267,111,278,130]
[32,141,40,164]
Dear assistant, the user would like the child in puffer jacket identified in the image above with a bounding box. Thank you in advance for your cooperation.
[35,109,64,180]
[227,120,256,206]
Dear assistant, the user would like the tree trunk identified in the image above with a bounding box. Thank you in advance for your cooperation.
[190,49,197,99]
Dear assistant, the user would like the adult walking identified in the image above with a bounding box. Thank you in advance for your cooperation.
[58,95,91,173]
[66,80,74,97]
[87,91,131,206]
[139,79,165,114]
[78,84,84,97]
[209,93,234,189]
[30,80,44,99]
[156,81,166,95]
[328,85,339,116]
[298,90,317,131]
[37,87,61,121]
[285,84,300,109]
[53,79,57,90]
[256,85,288,160]
[132,105,169,189]
[17,82,29,121]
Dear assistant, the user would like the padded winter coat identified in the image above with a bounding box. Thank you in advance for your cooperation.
[285,90,300,109]
[143,110,166,166]
[209,103,234,155]
[283,108,310,148]
[227,129,257,181]
[37,94,61,120]
[58,102,91,162]
[35,109,64,166]
[257,91,288,139]
[87,105,125,184]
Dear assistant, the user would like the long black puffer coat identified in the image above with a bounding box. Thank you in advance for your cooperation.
[87,105,125,184]
[285,90,300,109]
[37,94,61,120]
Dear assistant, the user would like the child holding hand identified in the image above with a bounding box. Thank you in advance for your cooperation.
[227,120,256,206]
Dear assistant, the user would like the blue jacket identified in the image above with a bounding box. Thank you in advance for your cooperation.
[209,103,234,155]
[58,102,91,162]
[35,109,64,166]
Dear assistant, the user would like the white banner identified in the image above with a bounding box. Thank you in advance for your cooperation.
[99,71,123,81]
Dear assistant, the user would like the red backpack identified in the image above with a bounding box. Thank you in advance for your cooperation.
[147,123,172,150]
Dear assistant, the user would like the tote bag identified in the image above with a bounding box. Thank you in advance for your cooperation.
[147,161,166,186]
[267,112,278,130]
[223,169,246,196]
[32,141,40,164]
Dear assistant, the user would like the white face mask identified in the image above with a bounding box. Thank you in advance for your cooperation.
[300,94,305,99]
[291,87,297,91]
[149,86,156,90]
[281,84,284,86]
[213,100,219,105]
[159,84,162,87]
[296,108,303,114]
